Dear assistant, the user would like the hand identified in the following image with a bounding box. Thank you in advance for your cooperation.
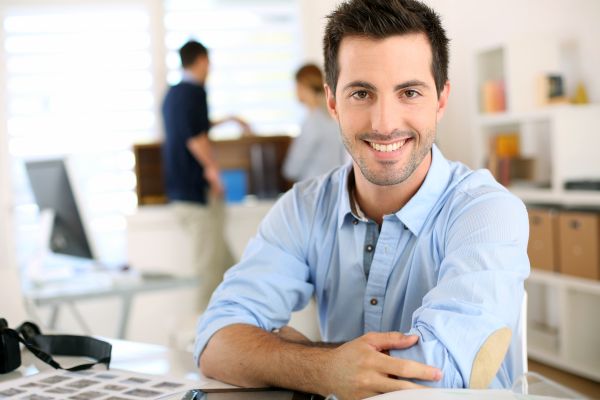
[230,116,253,136]
[204,166,224,199]
[320,332,442,400]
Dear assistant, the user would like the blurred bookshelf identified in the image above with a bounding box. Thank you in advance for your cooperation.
[473,38,600,382]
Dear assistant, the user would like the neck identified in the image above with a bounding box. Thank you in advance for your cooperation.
[352,150,432,225]
[183,69,203,84]
[305,94,326,110]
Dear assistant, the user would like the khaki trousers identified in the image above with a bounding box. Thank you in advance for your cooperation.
[171,199,235,312]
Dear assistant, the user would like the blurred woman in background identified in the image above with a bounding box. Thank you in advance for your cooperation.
[283,63,347,182]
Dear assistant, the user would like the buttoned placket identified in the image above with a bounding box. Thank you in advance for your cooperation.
[362,222,378,279]
[363,216,411,333]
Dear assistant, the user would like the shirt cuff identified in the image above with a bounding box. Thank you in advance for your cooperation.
[389,329,463,388]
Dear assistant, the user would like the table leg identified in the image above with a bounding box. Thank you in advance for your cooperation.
[66,302,92,334]
[118,294,133,339]
[48,305,60,329]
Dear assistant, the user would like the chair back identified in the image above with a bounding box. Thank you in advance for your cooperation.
[519,291,528,373]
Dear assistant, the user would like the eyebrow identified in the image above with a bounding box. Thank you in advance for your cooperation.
[342,79,430,92]
[394,80,430,91]
[343,80,376,92]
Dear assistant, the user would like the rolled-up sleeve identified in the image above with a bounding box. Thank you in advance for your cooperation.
[390,191,530,388]
[193,189,315,365]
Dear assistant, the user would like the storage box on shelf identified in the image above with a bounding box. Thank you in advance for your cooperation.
[557,210,600,280]
[474,39,600,381]
[527,207,600,280]
[527,207,559,273]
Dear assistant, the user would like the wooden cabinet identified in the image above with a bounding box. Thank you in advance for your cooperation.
[133,136,292,205]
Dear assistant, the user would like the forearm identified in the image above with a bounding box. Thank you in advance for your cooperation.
[187,134,219,170]
[200,324,335,396]
[275,326,341,348]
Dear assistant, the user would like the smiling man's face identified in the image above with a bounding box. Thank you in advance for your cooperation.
[325,33,449,187]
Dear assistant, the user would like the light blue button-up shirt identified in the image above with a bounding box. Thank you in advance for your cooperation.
[195,144,530,388]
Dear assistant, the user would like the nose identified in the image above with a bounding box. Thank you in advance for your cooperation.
[371,94,397,136]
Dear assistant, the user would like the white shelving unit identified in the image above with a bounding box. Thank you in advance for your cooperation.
[474,41,600,382]
[475,104,600,206]
[526,270,600,381]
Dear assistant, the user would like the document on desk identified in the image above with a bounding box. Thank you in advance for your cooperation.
[0,369,199,400]
[365,388,565,400]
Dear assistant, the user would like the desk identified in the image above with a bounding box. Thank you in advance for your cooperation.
[0,338,234,392]
[0,339,583,400]
[22,273,199,340]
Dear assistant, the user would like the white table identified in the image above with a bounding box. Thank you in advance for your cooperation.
[22,272,199,340]
[0,339,581,400]
[0,338,235,390]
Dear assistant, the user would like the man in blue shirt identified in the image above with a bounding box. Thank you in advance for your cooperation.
[162,40,249,309]
[195,1,530,398]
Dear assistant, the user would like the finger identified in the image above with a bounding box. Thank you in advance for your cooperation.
[374,375,429,393]
[363,331,419,351]
[376,353,442,382]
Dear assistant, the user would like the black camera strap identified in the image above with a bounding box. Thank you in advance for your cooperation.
[1,324,111,372]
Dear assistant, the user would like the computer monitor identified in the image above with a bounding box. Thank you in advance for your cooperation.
[25,159,95,260]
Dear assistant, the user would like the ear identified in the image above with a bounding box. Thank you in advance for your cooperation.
[324,84,338,120]
[436,81,451,123]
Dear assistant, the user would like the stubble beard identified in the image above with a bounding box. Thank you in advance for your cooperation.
[340,128,436,187]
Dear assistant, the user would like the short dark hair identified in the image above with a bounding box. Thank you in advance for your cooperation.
[323,0,449,97]
[295,63,325,94]
[179,40,208,68]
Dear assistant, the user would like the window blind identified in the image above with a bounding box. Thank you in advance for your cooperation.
[163,0,302,138]
[2,3,155,265]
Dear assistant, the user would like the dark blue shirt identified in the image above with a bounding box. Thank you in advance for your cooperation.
[162,81,210,204]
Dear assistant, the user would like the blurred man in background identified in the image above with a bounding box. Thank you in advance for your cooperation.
[161,40,250,310]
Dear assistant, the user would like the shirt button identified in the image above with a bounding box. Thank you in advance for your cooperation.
[370,298,378,305]
[365,244,374,252]
[352,219,359,225]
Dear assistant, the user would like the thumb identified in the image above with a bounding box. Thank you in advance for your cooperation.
[365,331,419,351]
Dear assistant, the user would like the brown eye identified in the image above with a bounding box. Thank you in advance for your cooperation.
[405,89,419,98]
[352,90,369,99]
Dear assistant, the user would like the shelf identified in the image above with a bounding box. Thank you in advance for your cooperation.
[474,42,600,382]
[510,187,558,204]
[476,108,559,126]
[477,104,600,126]
[510,187,600,207]
[528,270,600,295]
[528,323,560,356]
[528,347,600,382]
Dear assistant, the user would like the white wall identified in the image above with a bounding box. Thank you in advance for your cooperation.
[299,0,340,66]
[0,45,24,321]
[0,23,14,274]
[301,0,600,167]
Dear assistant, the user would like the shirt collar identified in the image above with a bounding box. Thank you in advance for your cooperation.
[396,144,450,235]
[337,165,357,229]
[181,70,201,85]
[337,144,451,235]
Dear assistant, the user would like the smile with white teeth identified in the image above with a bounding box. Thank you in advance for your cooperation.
[368,139,408,152]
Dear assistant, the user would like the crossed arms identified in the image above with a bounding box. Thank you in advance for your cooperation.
[196,182,530,399]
